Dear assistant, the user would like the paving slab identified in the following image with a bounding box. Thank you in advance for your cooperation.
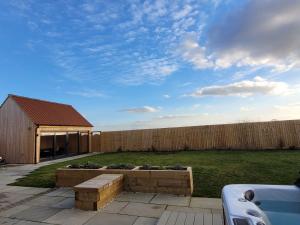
[15,221,56,225]
[0,186,32,193]
[189,198,222,209]
[116,192,156,203]
[17,188,50,195]
[46,188,74,197]
[44,208,97,225]
[0,204,31,217]
[0,216,21,225]
[133,217,158,225]
[120,202,166,218]
[51,197,74,209]
[25,195,67,207]
[102,201,128,213]
[0,192,33,210]
[150,193,191,207]
[10,206,61,222]
[60,189,75,198]
[84,212,137,225]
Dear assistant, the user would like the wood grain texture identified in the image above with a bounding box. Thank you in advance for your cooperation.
[157,211,223,225]
[92,120,300,152]
[0,97,36,163]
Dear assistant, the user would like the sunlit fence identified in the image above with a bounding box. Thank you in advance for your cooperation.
[92,120,300,152]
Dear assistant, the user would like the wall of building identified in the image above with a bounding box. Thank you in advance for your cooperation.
[0,97,36,163]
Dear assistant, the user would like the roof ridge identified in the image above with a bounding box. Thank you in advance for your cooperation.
[9,94,72,107]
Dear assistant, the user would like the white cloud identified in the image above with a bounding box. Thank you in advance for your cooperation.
[179,35,213,69]
[120,106,160,113]
[172,5,193,20]
[189,76,290,97]
[163,94,171,99]
[66,89,105,98]
[119,58,178,85]
[208,0,300,72]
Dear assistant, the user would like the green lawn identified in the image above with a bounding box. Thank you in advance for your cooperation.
[11,150,300,198]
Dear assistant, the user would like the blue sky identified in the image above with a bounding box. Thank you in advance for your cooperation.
[1,0,300,130]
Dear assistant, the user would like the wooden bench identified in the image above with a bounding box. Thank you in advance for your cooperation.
[74,174,124,211]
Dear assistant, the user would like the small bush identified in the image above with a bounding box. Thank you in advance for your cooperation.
[165,164,187,170]
[139,164,163,170]
[67,162,102,169]
[83,162,102,169]
[68,164,81,169]
[107,163,135,170]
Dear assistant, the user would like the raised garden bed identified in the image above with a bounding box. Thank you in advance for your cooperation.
[56,164,193,196]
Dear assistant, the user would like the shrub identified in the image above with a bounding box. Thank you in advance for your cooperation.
[68,164,81,169]
[165,164,187,170]
[82,162,102,169]
[67,162,102,169]
[107,163,135,170]
[139,164,163,170]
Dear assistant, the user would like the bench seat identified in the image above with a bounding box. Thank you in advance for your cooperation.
[74,174,124,211]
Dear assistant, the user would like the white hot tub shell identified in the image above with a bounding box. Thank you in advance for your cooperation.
[222,184,300,225]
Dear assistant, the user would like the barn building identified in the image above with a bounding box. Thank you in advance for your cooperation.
[0,94,93,164]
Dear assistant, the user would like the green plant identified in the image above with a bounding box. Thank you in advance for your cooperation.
[82,162,102,169]
[107,163,135,170]
[68,163,81,169]
[165,164,187,170]
[67,162,101,169]
[139,164,163,170]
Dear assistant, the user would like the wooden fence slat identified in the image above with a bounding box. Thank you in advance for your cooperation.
[91,120,300,152]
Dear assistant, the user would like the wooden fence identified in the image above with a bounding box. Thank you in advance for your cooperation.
[91,120,300,152]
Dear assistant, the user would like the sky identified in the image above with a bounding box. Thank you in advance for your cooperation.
[1,0,300,131]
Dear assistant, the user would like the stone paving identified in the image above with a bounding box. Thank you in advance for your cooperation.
[0,189,223,225]
[0,153,99,210]
[0,154,223,225]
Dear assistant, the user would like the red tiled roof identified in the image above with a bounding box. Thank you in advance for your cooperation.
[10,95,93,127]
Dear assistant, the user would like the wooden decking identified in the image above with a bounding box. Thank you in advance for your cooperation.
[157,210,223,225]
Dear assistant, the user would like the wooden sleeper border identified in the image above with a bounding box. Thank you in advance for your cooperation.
[56,166,193,196]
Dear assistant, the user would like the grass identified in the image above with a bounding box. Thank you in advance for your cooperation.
[11,150,300,198]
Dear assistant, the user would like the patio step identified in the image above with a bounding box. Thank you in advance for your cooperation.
[156,210,223,225]
[74,174,123,211]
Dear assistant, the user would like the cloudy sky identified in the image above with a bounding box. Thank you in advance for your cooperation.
[1,0,300,130]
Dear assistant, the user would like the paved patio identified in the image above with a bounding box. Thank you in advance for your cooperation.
[0,188,223,225]
[0,154,223,225]
[0,153,100,210]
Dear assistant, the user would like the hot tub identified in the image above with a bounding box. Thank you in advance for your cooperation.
[222,184,300,225]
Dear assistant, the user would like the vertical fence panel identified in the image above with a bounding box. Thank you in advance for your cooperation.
[91,120,300,152]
